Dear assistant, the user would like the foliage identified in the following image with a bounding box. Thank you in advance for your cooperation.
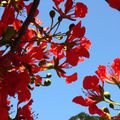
[69,112,120,120]
[69,112,106,120]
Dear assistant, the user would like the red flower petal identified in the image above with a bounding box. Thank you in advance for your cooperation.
[80,37,91,50]
[72,96,88,106]
[66,72,77,84]
[64,0,73,14]
[75,2,88,18]
[24,28,36,41]
[83,75,99,89]
[89,104,106,116]
[13,19,22,30]
[111,58,120,73]
[2,7,15,25]
[18,88,31,105]
[29,46,44,60]
[106,0,120,10]
[52,0,64,6]
[66,49,79,66]
[89,104,99,114]
[18,99,33,119]
[96,65,107,82]
[34,17,43,25]
[78,47,90,58]
[71,22,86,39]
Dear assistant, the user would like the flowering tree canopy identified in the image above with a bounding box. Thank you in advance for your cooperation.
[0,0,120,120]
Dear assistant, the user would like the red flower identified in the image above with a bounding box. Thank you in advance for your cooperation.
[18,88,31,105]
[27,46,44,60]
[34,75,42,86]
[80,37,91,50]
[3,70,31,97]
[73,96,105,116]
[106,0,120,11]
[66,48,79,66]
[0,7,15,36]
[64,0,73,14]
[66,37,91,66]
[96,58,120,84]
[49,43,65,59]
[66,72,77,84]
[13,19,22,30]
[16,45,44,65]
[66,47,90,66]
[65,22,91,66]
[66,46,90,66]
[83,76,99,90]
[67,21,86,42]
[108,58,120,84]
[111,58,120,74]
[52,0,88,20]
[75,2,88,18]
[96,65,107,83]
[72,75,105,116]
[1,7,15,25]
[17,99,33,120]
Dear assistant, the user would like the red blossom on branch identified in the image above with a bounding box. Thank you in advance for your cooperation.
[52,0,88,20]
[0,0,91,119]
[105,0,120,11]
[96,58,120,84]
[72,75,106,116]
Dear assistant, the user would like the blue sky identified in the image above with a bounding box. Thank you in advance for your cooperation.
[0,0,120,120]
[31,0,120,120]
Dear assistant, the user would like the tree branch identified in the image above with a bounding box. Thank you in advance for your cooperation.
[12,0,40,51]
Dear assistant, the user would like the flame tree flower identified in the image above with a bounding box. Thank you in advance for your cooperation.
[96,58,120,87]
[72,75,106,117]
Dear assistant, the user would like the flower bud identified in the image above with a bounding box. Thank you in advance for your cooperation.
[49,10,56,18]
[58,16,62,22]
[38,60,46,66]
[69,24,75,30]
[57,35,63,40]
[109,103,114,109]
[47,63,53,69]
[102,107,110,113]
[46,73,52,78]
[104,92,111,99]
[44,79,51,86]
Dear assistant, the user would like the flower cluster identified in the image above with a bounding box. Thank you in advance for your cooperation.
[96,58,120,84]
[52,0,88,20]
[73,58,120,118]
[72,1,120,118]
[0,0,91,119]
[1,0,119,119]
[73,75,106,117]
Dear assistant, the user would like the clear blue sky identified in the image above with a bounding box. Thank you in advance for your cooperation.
[1,0,120,120]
